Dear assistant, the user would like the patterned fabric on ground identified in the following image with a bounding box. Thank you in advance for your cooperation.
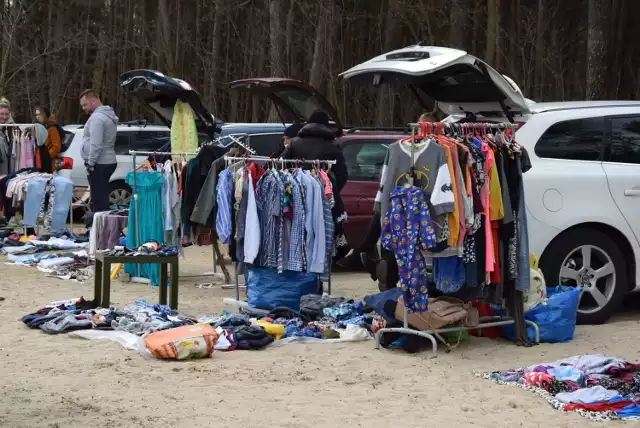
[475,355,640,422]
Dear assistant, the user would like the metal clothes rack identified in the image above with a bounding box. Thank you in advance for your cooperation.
[0,123,75,235]
[373,121,539,356]
[222,155,337,312]
[128,149,228,281]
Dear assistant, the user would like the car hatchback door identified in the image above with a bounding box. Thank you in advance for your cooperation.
[602,114,640,247]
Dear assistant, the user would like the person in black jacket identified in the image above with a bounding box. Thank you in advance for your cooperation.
[282,110,348,191]
[270,123,303,158]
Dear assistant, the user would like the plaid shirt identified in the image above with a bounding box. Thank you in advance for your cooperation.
[286,172,306,272]
[216,169,233,244]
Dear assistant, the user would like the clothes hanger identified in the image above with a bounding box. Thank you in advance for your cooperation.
[136,159,152,171]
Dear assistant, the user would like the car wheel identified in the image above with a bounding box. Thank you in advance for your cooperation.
[540,228,627,325]
[108,181,132,209]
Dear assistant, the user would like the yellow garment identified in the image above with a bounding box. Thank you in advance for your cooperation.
[170,100,198,162]
[442,146,459,246]
[256,320,284,340]
[488,162,504,221]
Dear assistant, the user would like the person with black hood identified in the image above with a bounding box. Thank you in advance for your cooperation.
[282,110,350,262]
[270,122,303,158]
[282,110,348,190]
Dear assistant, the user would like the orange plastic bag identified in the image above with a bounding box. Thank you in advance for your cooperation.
[144,324,218,360]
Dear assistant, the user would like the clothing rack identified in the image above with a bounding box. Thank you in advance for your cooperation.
[128,149,227,281]
[0,123,38,127]
[223,156,337,166]
[222,155,336,313]
[373,122,539,356]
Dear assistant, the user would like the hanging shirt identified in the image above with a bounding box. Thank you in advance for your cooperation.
[381,185,437,313]
[216,169,233,244]
[376,140,454,218]
[170,100,198,162]
[287,172,306,272]
[244,170,260,264]
[299,170,325,274]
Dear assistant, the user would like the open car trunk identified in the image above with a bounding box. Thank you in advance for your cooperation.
[339,45,530,122]
[228,78,344,133]
[120,69,221,139]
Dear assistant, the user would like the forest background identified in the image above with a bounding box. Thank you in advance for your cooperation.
[0,0,636,126]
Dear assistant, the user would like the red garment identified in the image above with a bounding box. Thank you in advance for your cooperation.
[607,363,640,379]
[490,221,501,284]
[247,162,265,189]
[564,400,633,412]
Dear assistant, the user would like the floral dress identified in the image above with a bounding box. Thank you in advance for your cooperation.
[381,185,437,313]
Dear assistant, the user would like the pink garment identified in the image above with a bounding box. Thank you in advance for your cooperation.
[317,169,333,198]
[524,372,555,387]
[18,135,35,169]
[481,143,495,276]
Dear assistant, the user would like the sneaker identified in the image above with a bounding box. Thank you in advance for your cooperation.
[336,249,362,268]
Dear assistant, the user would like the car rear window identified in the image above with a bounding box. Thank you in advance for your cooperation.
[342,139,396,181]
[534,117,604,161]
[61,132,75,152]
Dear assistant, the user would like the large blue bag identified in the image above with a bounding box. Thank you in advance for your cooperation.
[246,267,319,311]
[501,286,582,343]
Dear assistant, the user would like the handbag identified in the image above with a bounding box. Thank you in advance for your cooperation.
[394,296,479,331]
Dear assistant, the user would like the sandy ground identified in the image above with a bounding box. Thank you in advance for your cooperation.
[1,245,640,428]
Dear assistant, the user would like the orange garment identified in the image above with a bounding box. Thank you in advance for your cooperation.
[488,154,504,221]
[438,136,467,246]
[44,115,62,161]
[441,145,459,246]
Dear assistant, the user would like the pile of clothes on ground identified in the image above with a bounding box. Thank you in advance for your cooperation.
[476,355,640,421]
[20,294,374,359]
[0,229,88,254]
[2,230,92,281]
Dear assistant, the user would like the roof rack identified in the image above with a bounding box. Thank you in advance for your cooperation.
[345,126,408,134]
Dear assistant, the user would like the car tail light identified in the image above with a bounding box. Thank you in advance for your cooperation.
[515,121,526,131]
[54,157,73,171]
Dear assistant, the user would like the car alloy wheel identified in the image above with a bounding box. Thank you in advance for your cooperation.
[559,244,616,315]
[109,188,131,208]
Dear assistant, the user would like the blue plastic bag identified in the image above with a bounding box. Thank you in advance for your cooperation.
[501,286,582,343]
[246,267,319,311]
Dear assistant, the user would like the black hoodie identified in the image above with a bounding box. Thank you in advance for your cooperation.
[283,123,348,191]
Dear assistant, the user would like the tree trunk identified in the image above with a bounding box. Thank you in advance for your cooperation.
[485,0,497,63]
[157,0,174,74]
[309,0,328,90]
[586,0,610,100]
[376,0,396,126]
[449,0,472,50]
[534,0,544,98]
[285,0,296,76]
[268,0,285,121]
[209,0,223,113]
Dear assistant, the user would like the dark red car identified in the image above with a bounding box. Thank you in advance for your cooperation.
[230,78,406,249]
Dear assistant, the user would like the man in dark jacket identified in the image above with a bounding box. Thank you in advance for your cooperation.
[283,110,348,191]
[271,123,303,158]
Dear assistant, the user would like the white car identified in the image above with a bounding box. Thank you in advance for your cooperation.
[58,123,171,208]
[341,44,640,324]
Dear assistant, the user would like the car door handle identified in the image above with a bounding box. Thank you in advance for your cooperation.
[624,189,640,197]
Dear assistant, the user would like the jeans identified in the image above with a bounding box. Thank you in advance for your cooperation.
[50,176,74,232]
[23,177,49,227]
[88,163,117,212]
